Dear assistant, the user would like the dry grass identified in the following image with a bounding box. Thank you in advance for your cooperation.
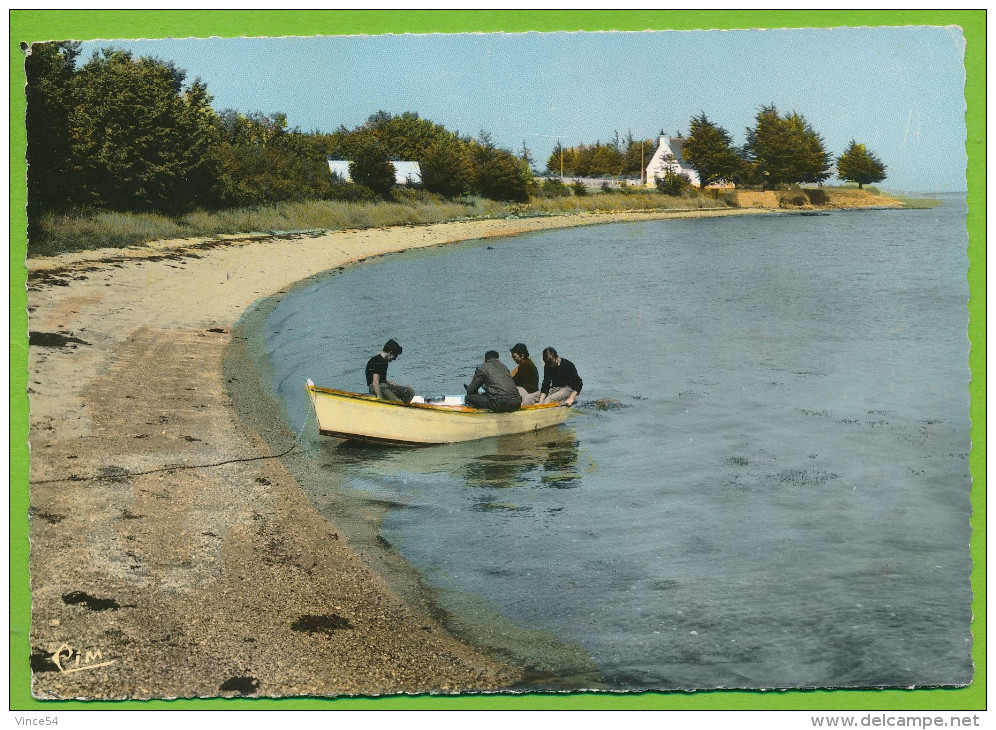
[29,186,914,257]
[30,197,487,257]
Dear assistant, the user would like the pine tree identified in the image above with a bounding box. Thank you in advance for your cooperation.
[683,113,742,188]
[836,140,887,189]
[744,105,832,189]
[421,137,474,197]
[349,141,395,198]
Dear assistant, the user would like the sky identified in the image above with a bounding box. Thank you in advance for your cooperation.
[77,26,969,193]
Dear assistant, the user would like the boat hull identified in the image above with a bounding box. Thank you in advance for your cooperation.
[306,384,571,445]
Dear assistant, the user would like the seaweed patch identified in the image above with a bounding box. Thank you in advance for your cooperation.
[62,591,121,611]
[219,676,260,695]
[290,614,353,636]
[29,331,90,348]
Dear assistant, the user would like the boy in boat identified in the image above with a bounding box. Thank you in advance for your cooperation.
[365,339,415,403]
[509,343,540,403]
[465,350,522,412]
[536,346,583,407]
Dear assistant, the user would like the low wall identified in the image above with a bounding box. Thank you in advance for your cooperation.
[733,191,780,208]
[732,188,900,210]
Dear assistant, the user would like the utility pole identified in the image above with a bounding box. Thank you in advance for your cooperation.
[641,141,645,186]
[533,132,570,181]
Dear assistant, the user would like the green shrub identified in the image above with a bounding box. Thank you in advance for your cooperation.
[701,188,739,207]
[327,182,379,203]
[655,171,692,197]
[804,189,829,205]
[349,142,395,198]
[777,191,808,207]
[571,180,588,197]
[539,179,571,198]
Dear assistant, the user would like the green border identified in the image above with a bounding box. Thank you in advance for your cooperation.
[9,9,986,712]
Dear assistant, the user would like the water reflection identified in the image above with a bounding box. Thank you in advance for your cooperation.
[321,426,581,491]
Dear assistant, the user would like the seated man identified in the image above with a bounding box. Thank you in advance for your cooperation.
[365,339,415,403]
[509,342,540,403]
[537,346,582,407]
[465,350,522,413]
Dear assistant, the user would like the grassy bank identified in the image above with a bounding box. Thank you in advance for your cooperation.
[30,193,494,257]
[27,186,918,258]
[890,194,944,209]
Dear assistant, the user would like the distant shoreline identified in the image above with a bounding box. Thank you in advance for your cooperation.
[27,204,774,272]
[26,186,917,260]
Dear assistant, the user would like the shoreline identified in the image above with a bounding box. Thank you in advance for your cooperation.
[25,205,786,699]
[224,244,606,690]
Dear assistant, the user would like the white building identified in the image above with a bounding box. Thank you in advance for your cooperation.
[644,136,701,188]
[328,159,422,185]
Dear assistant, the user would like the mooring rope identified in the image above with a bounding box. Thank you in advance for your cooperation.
[30,414,313,486]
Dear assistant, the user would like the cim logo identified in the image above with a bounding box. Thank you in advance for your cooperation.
[51,643,116,674]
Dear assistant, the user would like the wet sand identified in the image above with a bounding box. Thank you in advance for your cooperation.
[25,207,772,699]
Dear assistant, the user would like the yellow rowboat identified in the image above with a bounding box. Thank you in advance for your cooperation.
[305,381,571,446]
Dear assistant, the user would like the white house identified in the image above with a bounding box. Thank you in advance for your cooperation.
[644,136,701,188]
[328,159,422,185]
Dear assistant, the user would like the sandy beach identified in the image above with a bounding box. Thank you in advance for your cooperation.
[26,206,778,700]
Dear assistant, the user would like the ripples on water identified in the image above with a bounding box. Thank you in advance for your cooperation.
[262,198,973,690]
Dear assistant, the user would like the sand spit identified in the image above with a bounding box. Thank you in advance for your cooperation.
[25,207,780,700]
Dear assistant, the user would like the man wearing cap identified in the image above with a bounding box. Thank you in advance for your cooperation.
[464,351,522,412]
[365,339,415,403]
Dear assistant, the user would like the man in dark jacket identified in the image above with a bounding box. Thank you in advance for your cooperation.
[538,346,583,406]
[465,351,522,412]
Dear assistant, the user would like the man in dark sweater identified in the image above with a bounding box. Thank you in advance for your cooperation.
[538,346,583,407]
[464,351,522,412]
[365,339,415,403]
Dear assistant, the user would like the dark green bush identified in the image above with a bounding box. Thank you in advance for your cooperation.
[703,188,740,207]
[327,182,379,202]
[571,180,588,196]
[777,191,808,207]
[539,179,571,198]
[655,170,692,197]
[804,188,829,205]
[349,142,396,198]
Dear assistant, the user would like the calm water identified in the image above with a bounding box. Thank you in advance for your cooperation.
[260,197,972,690]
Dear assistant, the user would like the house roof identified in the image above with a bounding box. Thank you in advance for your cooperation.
[645,136,701,187]
[666,137,688,163]
[390,161,422,184]
[327,159,422,185]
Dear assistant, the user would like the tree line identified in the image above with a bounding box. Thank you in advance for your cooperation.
[545,131,657,179]
[25,42,888,239]
[25,42,533,233]
[546,109,886,190]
